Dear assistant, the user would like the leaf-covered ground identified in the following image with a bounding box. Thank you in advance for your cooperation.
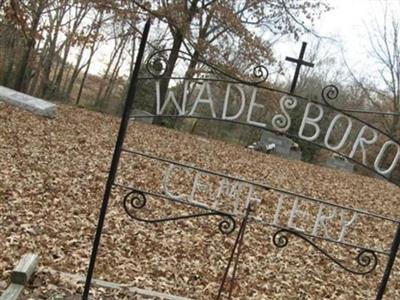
[1,102,400,299]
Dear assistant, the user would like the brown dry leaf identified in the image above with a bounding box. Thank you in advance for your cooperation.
[1,103,400,299]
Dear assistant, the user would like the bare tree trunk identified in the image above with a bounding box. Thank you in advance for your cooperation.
[153,0,200,125]
[39,2,68,99]
[390,98,400,138]
[53,41,72,98]
[63,10,103,103]
[95,37,124,107]
[1,33,17,86]
[98,36,127,109]
[54,4,90,98]
[75,47,96,105]
[153,31,184,124]
[103,65,122,108]
[14,1,45,92]
[120,36,136,109]
[64,43,86,99]
[128,37,136,77]
[27,37,44,95]
[61,62,73,94]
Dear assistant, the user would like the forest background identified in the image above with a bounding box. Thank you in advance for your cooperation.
[1,0,400,178]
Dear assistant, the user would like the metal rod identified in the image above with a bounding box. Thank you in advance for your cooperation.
[375,223,400,299]
[216,205,251,299]
[114,183,390,256]
[114,183,233,217]
[120,148,399,224]
[227,206,251,299]
[82,19,151,300]
[115,183,390,255]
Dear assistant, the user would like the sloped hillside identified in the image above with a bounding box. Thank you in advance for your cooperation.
[1,102,399,299]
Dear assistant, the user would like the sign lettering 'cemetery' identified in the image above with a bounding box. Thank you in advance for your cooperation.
[118,150,396,254]
[161,163,358,245]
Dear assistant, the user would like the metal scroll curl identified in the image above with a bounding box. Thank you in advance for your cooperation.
[146,51,169,78]
[123,190,236,234]
[321,84,340,108]
[272,229,378,275]
[251,65,269,84]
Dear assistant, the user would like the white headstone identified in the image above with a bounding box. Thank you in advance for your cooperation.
[256,131,302,160]
[324,154,354,173]
[0,86,56,118]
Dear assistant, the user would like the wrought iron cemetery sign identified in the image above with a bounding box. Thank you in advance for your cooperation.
[82,20,400,299]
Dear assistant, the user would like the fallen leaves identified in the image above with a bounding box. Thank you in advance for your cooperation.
[1,102,400,299]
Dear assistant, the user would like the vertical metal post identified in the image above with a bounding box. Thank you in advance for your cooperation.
[217,205,252,300]
[375,224,400,300]
[82,19,151,300]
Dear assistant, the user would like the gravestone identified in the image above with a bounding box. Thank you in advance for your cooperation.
[324,154,354,173]
[131,109,153,124]
[0,86,56,118]
[252,131,302,160]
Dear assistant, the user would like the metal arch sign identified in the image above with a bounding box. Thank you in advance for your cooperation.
[149,81,399,178]
[141,47,400,183]
[83,20,400,300]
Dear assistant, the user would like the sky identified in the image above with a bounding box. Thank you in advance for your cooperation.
[273,0,400,84]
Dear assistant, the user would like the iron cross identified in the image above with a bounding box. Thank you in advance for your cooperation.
[285,42,314,94]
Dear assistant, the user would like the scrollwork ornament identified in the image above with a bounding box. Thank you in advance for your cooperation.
[123,191,146,212]
[272,95,298,132]
[219,215,236,235]
[356,250,378,271]
[272,229,289,248]
[271,229,378,275]
[122,190,237,235]
[146,51,168,78]
[252,65,269,83]
[321,85,339,106]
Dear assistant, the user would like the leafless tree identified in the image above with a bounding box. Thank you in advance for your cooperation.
[346,1,400,138]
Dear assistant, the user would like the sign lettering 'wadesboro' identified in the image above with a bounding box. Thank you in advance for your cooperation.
[154,80,400,177]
